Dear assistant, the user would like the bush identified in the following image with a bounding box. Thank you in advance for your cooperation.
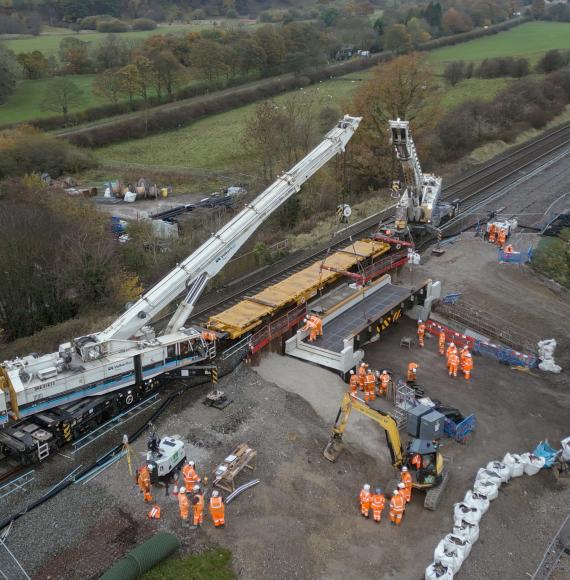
[132,18,157,31]
[536,49,569,73]
[225,9,238,19]
[97,18,129,33]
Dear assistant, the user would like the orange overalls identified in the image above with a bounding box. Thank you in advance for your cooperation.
[364,371,376,402]
[360,489,371,517]
[138,466,153,503]
[407,362,418,382]
[497,228,506,248]
[488,223,496,243]
[411,454,422,471]
[378,372,390,396]
[505,244,514,254]
[401,472,412,503]
[182,464,201,490]
[417,323,426,347]
[178,491,190,522]
[358,364,368,391]
[193,492,204,526]
[310,315,323,337]
[209,496,225,527]
[389,493,405,525]
[448,353,459,377]
[303,318,318,342]
[439,331,446,355]
[462,355,473,380]
[371,493,386,522]
[349,373,359,394]
[446,343,457,359]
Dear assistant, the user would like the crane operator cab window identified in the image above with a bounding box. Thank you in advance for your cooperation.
[166,344,176,363]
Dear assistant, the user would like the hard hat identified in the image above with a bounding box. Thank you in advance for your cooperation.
[450,341,455,346]
[363,484,371,491]
[148,464,154,470]
[193,485,200,492]
[398,482,405,489]
[212,490,219,497]
[375,488,382,495]
[189,460,195,467]
[393,489,399,495]
[179,486,186,494]
[466,352,472,357]
[401,466,408,472]
[349,370,354,374]
[418,319,423,323]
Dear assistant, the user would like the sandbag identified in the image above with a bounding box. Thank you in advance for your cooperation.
[425,561,454,579]
[464,489,490,515]
[473,478,499,501]
[503,453,524,478]
[434,539,464,573]
[475,468,503,488]
[453,519,480,544]
[454,502,481,525]
[486,461,510,483]
[520,453,545,476]
[124,191,137,203]
[444,533,472,559]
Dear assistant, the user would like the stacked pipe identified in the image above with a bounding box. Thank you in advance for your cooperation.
[425,452,547,578]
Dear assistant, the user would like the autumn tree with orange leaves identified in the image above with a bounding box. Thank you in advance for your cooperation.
[348,53,441,191]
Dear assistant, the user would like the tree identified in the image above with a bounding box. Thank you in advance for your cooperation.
[536,50,566,73]
[40,78,84,121]
[349,54,441,189]
[92,69,122,104]
[444,61,466,86]
[254,26,286,74]
[190,39,229,83]
[17,50,49,79]
[531,0,546,19]
[92,34,129,71]
[407,17,431,46]
[384,24,412,54]
[0,43,17,104]
[118,63,139,107]
[59,37,92,74]
[150,50,187,99]
[131,55,154,104]
[442,8,474,34]
[423,1,443,30]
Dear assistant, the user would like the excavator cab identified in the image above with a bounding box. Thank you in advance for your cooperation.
[404,439,444,488]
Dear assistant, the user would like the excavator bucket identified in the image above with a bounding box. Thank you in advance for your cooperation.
[323,435,344,462]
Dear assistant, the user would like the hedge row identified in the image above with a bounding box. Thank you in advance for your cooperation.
[60,17,528,148]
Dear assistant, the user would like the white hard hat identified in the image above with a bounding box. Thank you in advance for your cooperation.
[212,490,219,497]
[418,319,423,323]
[450,341,455,346]
[189,460,195,467]
[148,464,154,470]
[398,482,405,489]
[179,486,186,494]
[401,466,408,472]
[363,484,371,491]
[193,485,200,492]
[349,370,354,374]
[393,489,399,495]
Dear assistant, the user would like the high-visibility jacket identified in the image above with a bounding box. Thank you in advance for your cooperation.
[349,374,359,393]
[358,365,368,388]
[138,467,151,492]
[446,344,457,358]
[411,454,422,470]
[380,373,390,389]
[178,492,190,519]
[462,356,473,371]
[193,493,204,525]
[390,494,405,514]
[209,496,225,526]
[371,493,385,511]
[417,323,426,335]
[408,362,418,375]
[359,490,371,508]
[439,332,446,346]
[364,372,376,390]
[448,354,459,368]
[148,505,161,519]
[182,464,200,488]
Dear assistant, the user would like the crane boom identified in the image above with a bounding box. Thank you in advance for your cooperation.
[97,115,362,344]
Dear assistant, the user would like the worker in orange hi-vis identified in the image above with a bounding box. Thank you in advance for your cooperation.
[358,362,368,391]
[504,244,514,254]
[360,484,372,518]
[438,330,446,356]
[497,228,507,248]
[310,315,323,337]
[191,485,204,529]
[371,488,386,523]
[378,370,390,397]
[364,369,376,402]
[417,319,426,347]
[460,345,470,366]
[400,467,412,503]
[302,317,318,342]
[137,465,153,503]
[182,460,201,491]
[446,341,458,359]
[178,486,190,527]
[407,362,418,382]
[488,223,496,244]
[209,490,226,528]
[448,352,460,378]
[389,488,405,526]
[348,370,359,395]
[411,453,422,471]
[462,352,473,380]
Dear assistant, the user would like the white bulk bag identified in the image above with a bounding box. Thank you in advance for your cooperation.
[520,453,545,476]
[473,478,499,501]
[502,453,524,478]
[486,460,510,483]
[475,468,503,488]
[434,539,464,573]
[454,502,482,525]
[560,437,570,462]
[464,489,490,515]
[425,561,454,579]
[444,533,472,559]
[124,191,137,203]
[453,518,480,544]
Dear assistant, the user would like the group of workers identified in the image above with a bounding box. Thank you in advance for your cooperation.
[417,321,473,380]
[302,314,323,342]
[487,223,509,248]
[359,466,413,526]
[136,459,225,529]
[348,363,392,401]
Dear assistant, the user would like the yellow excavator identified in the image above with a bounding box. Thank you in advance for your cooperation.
[323,392,449,510]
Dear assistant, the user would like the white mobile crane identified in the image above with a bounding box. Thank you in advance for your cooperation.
[389,119,457,232]
[0,116,362,463]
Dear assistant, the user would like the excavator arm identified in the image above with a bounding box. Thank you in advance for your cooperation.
[323,392,404,466]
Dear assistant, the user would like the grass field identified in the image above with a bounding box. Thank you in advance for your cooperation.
[141,549,234,580]
[428,21,570,65]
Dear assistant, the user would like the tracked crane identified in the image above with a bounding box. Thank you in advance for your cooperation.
[389,119,456,232]
[0,116,362,463]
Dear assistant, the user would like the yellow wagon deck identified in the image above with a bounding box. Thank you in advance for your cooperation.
[208,239,390,338]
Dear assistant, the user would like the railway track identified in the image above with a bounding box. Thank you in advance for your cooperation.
[184,122,570,323]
